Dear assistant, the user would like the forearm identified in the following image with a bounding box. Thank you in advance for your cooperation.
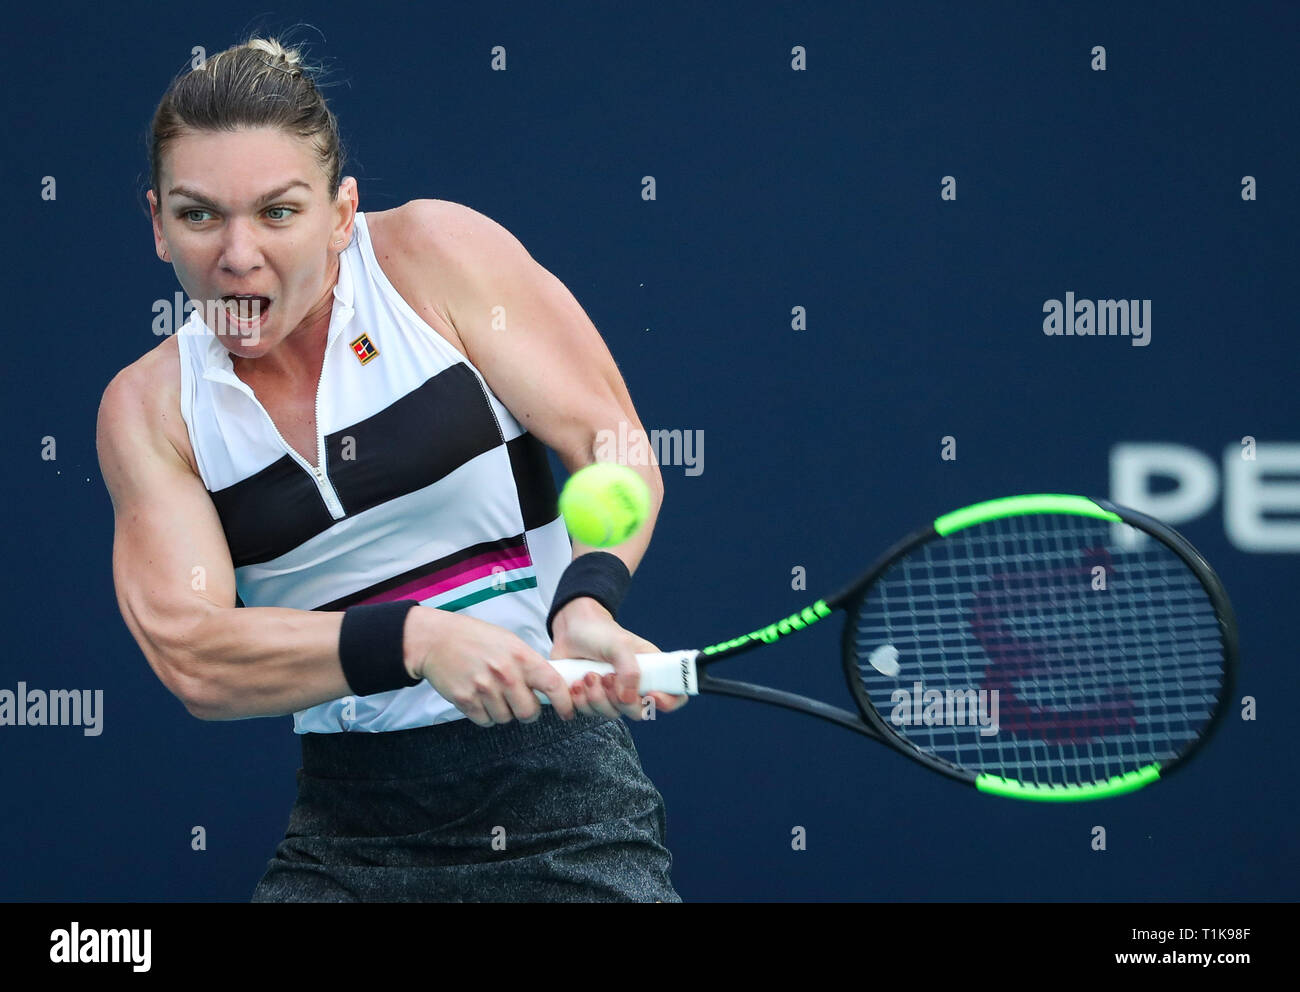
[567,480,662,574]
[181,604,435,721]
[560,442,664,577]
[553,444,664,633]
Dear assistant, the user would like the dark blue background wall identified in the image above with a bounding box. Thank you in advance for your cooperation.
[3,1,1295,901]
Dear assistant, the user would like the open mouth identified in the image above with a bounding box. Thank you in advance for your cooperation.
[220,294,273,327]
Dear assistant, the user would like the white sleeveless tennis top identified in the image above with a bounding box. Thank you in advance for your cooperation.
[175,211,573,733]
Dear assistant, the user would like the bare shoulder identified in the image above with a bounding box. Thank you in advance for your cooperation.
[364,199,517,360]
[375,198,517,253]
[97,335,199,479]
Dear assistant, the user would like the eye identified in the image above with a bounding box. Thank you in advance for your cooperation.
[265,206,297,221]
[181,208,212,223]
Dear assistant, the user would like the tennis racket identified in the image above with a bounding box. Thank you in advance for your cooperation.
[544,494,1237,802]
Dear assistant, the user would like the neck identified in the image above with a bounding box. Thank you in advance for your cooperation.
[235,321,329,385]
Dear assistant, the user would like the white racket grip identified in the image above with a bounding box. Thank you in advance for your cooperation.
[535,650,700,704]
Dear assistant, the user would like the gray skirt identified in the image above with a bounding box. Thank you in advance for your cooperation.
[250,708,680,902]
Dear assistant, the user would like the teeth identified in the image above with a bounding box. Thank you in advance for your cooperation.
[223,297,264,320]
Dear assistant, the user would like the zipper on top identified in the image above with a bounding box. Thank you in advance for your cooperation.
[204,365,347,521]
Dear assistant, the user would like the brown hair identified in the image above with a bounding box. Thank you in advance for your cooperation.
[147,36,347,205]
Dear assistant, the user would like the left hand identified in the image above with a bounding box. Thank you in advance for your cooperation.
[549,598,690,720]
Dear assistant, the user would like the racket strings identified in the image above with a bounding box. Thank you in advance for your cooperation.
[851,514,1226,788]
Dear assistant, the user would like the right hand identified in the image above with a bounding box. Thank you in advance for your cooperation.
[405,608,577,727]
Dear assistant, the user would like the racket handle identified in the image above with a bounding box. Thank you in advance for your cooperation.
[536,650,700,704]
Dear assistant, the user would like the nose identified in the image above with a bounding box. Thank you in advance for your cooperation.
[219,218,264,275]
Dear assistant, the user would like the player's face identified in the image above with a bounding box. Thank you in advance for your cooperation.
[149,126,350,359]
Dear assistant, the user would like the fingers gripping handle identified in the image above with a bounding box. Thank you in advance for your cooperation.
[536,650,700,704]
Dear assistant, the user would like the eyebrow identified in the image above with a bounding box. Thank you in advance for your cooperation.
[167,180,313,208]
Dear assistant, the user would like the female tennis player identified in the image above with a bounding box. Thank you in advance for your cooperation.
[96,35,687,902]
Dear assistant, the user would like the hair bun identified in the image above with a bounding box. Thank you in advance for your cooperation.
[246,37,304,72]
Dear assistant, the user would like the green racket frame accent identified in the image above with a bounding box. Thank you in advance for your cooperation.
[701,599,833,656]
[934,494,1120,536]
[975,764,1161,801]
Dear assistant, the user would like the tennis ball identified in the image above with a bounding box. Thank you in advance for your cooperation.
[559,463,652,548]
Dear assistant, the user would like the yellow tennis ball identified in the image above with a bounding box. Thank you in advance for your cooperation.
[559,463,651,548]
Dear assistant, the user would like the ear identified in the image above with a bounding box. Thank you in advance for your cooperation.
[332,176,359,250]
[147,190,170,262]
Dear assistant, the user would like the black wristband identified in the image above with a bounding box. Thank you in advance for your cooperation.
[546,552,632,639]
[338,600,423,697]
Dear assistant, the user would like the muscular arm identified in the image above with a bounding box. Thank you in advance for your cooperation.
[397,199,665,577]
[95,363,437,720]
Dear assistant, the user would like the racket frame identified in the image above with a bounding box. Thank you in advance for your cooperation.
[688,494,1239,800]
